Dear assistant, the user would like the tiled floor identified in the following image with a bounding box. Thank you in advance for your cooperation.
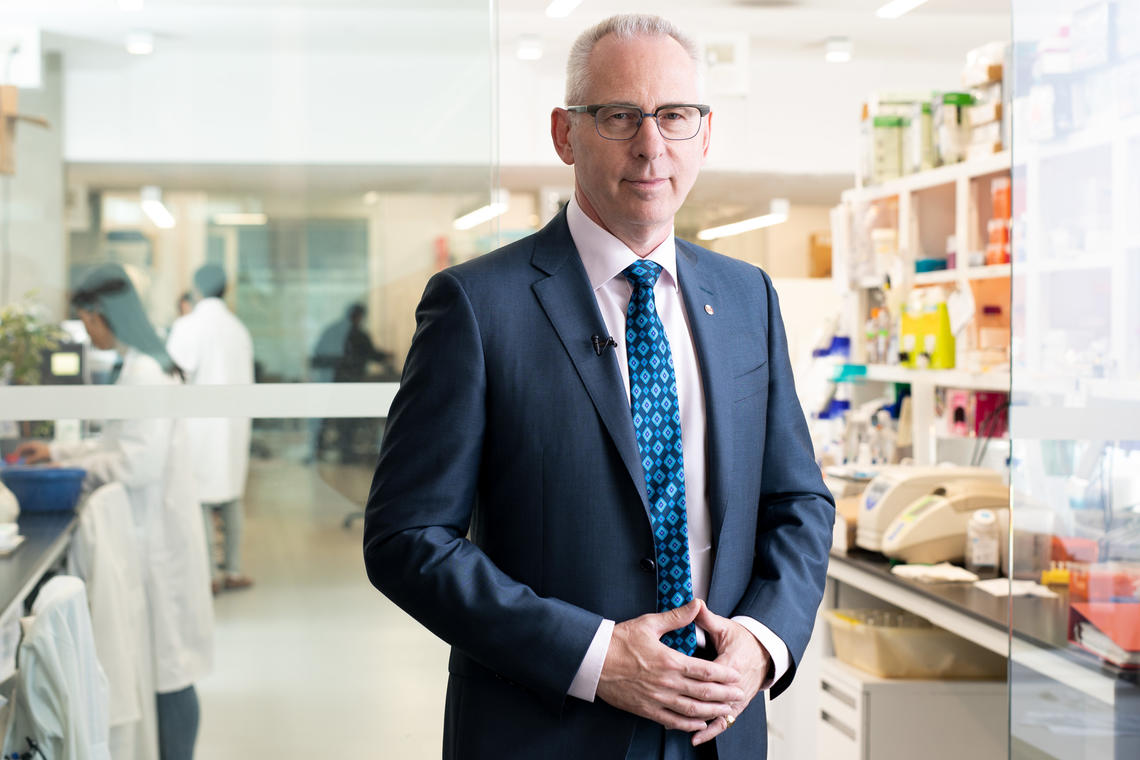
[197,450,449,757]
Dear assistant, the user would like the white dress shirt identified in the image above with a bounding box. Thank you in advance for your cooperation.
[564,195,790,702]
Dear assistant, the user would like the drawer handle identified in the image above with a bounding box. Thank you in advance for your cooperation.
[821,680,857,709]
[821,709,856,740]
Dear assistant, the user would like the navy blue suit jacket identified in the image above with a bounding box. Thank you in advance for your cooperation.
[363,210,834,759]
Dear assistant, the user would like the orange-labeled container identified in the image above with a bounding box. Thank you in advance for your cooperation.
[991,176,1011,220]
[1070,562,1140,603]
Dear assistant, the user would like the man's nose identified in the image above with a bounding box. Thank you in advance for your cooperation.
[630,115,666,159]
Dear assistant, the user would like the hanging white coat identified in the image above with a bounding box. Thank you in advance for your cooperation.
[166,297,254,503]
[2,575,111,760]
[51,349,214,694]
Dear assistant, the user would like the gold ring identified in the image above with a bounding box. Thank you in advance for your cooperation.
[724,714,735,727]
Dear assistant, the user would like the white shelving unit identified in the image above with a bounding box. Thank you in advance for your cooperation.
[914,263,1010,285]
[833,153,1014,467]
[845,150,1011,203]
[858,363,1009,392]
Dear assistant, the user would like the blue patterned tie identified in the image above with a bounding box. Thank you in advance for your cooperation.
[622,260,697,655]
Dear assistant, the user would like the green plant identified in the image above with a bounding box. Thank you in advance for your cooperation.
[0,294,66,386]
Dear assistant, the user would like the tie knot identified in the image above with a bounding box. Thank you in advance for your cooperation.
[622,260,663,291]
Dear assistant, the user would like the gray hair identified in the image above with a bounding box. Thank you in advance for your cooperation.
[564,14,701,105]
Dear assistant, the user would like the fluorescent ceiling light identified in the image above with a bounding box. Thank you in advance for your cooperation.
[213,212,267,226]
[125,30,154,55]
[545,0,582,19]
[876,0,929,19]
[454,189,509,231]
[363,191,380,205]
[140,186,175,229]
[517,35,543,61]
[697,199,789,241]
[825,37,852,63]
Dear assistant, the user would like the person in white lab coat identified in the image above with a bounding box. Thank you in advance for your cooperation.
[166,264,255,593]
[15,263,214,760]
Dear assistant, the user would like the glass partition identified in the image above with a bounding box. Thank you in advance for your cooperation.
[1010,1,1140,757]
[0,1,496,754]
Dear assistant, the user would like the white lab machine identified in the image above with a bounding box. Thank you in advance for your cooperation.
[855,465,1001,552]
[881,479,1010,564]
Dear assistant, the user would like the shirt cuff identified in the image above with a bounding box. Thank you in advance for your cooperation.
[731,616,790,691]
[567,618,615,702]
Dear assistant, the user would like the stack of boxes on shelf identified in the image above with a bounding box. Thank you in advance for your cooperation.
[961,42,1009,160]
[858,42,1011,187]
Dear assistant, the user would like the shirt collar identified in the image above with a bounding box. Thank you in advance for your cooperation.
[566,194,679,293]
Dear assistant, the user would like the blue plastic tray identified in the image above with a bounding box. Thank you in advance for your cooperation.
[0,467,87,513]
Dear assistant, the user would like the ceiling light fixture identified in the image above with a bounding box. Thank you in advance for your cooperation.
[697,199,790,241]
[876,0,930,19]
[453,189,509,231]
[363,191,380,205]
[125,30,154,55]
[517,35,543,61]
[545,0,582,19]
[140,186,175,229]
[825,37,852,63]
[212,212,268,226]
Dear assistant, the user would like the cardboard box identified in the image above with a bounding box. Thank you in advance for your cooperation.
[962,62,1002,89]
[967,142,1004,161]
[809,231,832,278]
[831,496,862,554]
[970,121,1003,146]
[967,101,1003,127]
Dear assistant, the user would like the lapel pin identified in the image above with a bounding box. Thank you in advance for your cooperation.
[704,304,714,315]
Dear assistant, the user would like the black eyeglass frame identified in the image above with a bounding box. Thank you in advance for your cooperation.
[566,103,711,141]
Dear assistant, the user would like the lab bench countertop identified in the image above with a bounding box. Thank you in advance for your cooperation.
[0,511,79,620]
[828,549,1139,690]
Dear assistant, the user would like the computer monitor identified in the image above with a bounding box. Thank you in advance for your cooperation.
[39,342,86,385]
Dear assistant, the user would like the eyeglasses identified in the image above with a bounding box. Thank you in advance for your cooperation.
[566,103,711,141]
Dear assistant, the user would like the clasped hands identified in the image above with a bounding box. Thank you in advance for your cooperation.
[596,599,771,746]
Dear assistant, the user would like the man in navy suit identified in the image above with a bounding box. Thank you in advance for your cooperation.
[364,13,834,760]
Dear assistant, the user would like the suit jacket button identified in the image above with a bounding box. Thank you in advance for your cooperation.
[639,557,656,573]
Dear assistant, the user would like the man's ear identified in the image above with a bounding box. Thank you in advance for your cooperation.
[551,108,575,166]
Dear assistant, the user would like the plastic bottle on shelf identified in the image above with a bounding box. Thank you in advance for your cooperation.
[865,311,880,364]
[875,306,891,367]
[966,509,1000,579]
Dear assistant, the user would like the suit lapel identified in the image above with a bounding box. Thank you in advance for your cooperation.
[530,213,649,510]
[676,242,732,578]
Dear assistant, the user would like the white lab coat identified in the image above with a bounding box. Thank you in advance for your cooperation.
[1,575,111,760]
[51,349,214,694]
[68,482,158,760]
[166,297,253,503]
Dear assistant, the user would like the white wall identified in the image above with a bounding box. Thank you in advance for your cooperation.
[64,50,494,166]
[703,204,832,278]
[3,53,65,316]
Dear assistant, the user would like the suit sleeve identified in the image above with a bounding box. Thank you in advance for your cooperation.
[363,271,602,714]
[732,269,835,699]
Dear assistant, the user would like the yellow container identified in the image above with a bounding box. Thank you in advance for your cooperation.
[899,306,922,368]
[923,301,956,369]
[901,298,955,369]
[824,609,1005,679]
